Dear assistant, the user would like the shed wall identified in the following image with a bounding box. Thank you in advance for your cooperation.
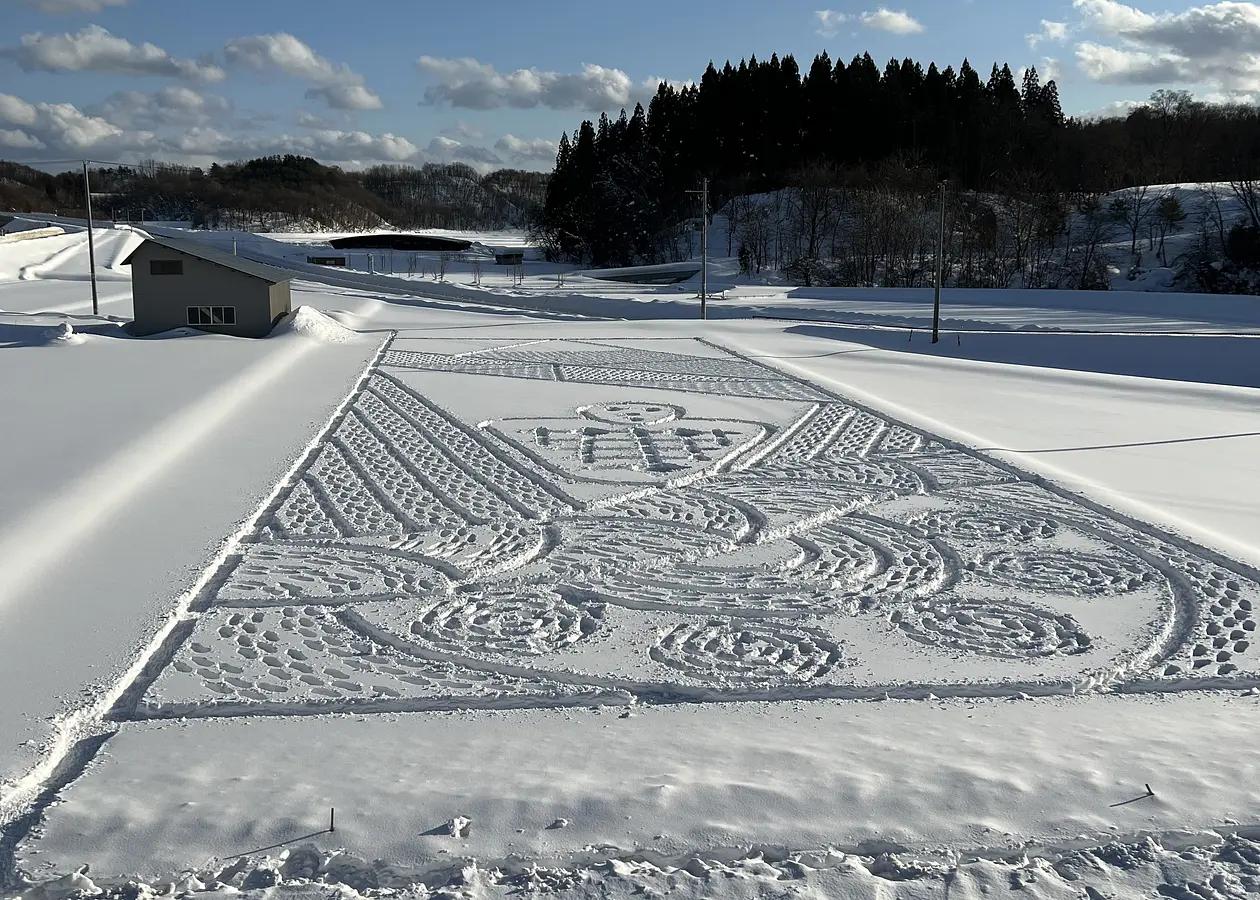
[268,281,292,324]
[129,243,286,338]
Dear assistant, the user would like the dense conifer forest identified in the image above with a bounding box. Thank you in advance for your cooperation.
[536,52,1260,291]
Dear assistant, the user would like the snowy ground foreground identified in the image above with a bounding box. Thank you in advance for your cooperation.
[3,225,1260,899]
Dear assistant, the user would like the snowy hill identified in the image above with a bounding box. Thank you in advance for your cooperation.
[711,180,1257,295]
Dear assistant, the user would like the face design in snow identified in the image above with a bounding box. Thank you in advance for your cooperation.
[497,402,767,481]
[579,402,683,426]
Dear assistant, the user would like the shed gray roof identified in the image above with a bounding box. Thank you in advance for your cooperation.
[123,234,295,284]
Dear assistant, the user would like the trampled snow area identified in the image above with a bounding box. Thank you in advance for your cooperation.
[2,221,1260,900]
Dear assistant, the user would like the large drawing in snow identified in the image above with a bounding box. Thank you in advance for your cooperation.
[122,337,1260,719]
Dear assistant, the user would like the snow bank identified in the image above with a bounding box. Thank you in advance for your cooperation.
[786,322,1260,389]
[0,321,89,347]
[270,306,362,342]
[8,832,1260,900]
[0,227,65,244]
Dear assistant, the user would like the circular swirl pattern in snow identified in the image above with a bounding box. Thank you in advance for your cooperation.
[970,550,1158,596]
[894,599,1092,659]
[404,585,601,657]
[651,620,844,682]
[910,509,1059,545]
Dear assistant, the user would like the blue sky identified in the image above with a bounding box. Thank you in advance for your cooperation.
[0,0,1254,171]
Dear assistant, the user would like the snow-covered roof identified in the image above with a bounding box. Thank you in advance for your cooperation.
[122,233,294,284]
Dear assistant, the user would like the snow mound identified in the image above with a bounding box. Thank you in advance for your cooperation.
[50,323,85,345]
[271,306,361,343]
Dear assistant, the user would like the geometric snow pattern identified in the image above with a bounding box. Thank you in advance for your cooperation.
[123,336,1260,720]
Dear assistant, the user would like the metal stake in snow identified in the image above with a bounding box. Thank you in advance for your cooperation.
[83,160,99,317]
[686,178,709,320]
[932,180,946,344]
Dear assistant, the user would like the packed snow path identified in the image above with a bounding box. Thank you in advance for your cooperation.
[108,334,1260,718]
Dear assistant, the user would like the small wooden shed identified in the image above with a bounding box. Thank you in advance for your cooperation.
[123,235,293,338]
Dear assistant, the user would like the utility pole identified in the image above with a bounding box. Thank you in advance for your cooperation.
[686,178,709,320]
[932,180,946,344]
[83,160,99,316]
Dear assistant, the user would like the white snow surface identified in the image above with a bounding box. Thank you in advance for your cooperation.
[3,222,1260,900]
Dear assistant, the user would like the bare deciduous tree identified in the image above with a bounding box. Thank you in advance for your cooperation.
[1154,194,1187,265]
[1229,178,1260,231]
[1108,183,1161,259]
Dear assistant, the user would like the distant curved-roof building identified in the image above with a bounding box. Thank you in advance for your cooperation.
[328,234,471,252]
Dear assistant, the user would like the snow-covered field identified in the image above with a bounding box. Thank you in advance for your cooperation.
[2,221,1260,900]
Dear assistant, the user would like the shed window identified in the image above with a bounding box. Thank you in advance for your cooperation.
[150,259,183,275]
[187,306,236,326]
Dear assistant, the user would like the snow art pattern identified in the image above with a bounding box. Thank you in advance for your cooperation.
[124,337,1260,719]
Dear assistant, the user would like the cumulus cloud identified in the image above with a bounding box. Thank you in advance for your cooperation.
[5,0,128,12]
[1078,97,1147,120]
[424,134,502,167]
[814,10,850,37]
[495,133,558,163]
[0,128,46,149]
[1072,0,1260,93]
[0,91,123,149]
[0,25,225,82]
[1027,19,1069,47]
[415,56,667,111]
[87,86,234,129]
[171,126,417,163]
[224,33,382,110]
[294,109,336,128]
[814,8,923,37]
[442,120,484,139]
[0,90,418,166]
[860,8,924,34]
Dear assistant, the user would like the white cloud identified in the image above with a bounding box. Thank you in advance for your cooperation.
[815,7,922,37]
[165,127,418,164]
[0,91,123,149]
[0,25,225,82]
[303,83,382,111]
[424,135,502,168]
[0,127,45,149]
[1027,20,1069,47]
[495,133,559,163]
[224,33,382,110]
[5,0,128,13]
[294,109,335,128]
[1078,97,1146,119]
[442,120,484,139]
[88,86,234,129]
[859,8,924,34]
[814,10,850,37]
[0,93,39,127]
[1072,0,1260,93]
[0,90,417,166]
[416,56,663,111]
